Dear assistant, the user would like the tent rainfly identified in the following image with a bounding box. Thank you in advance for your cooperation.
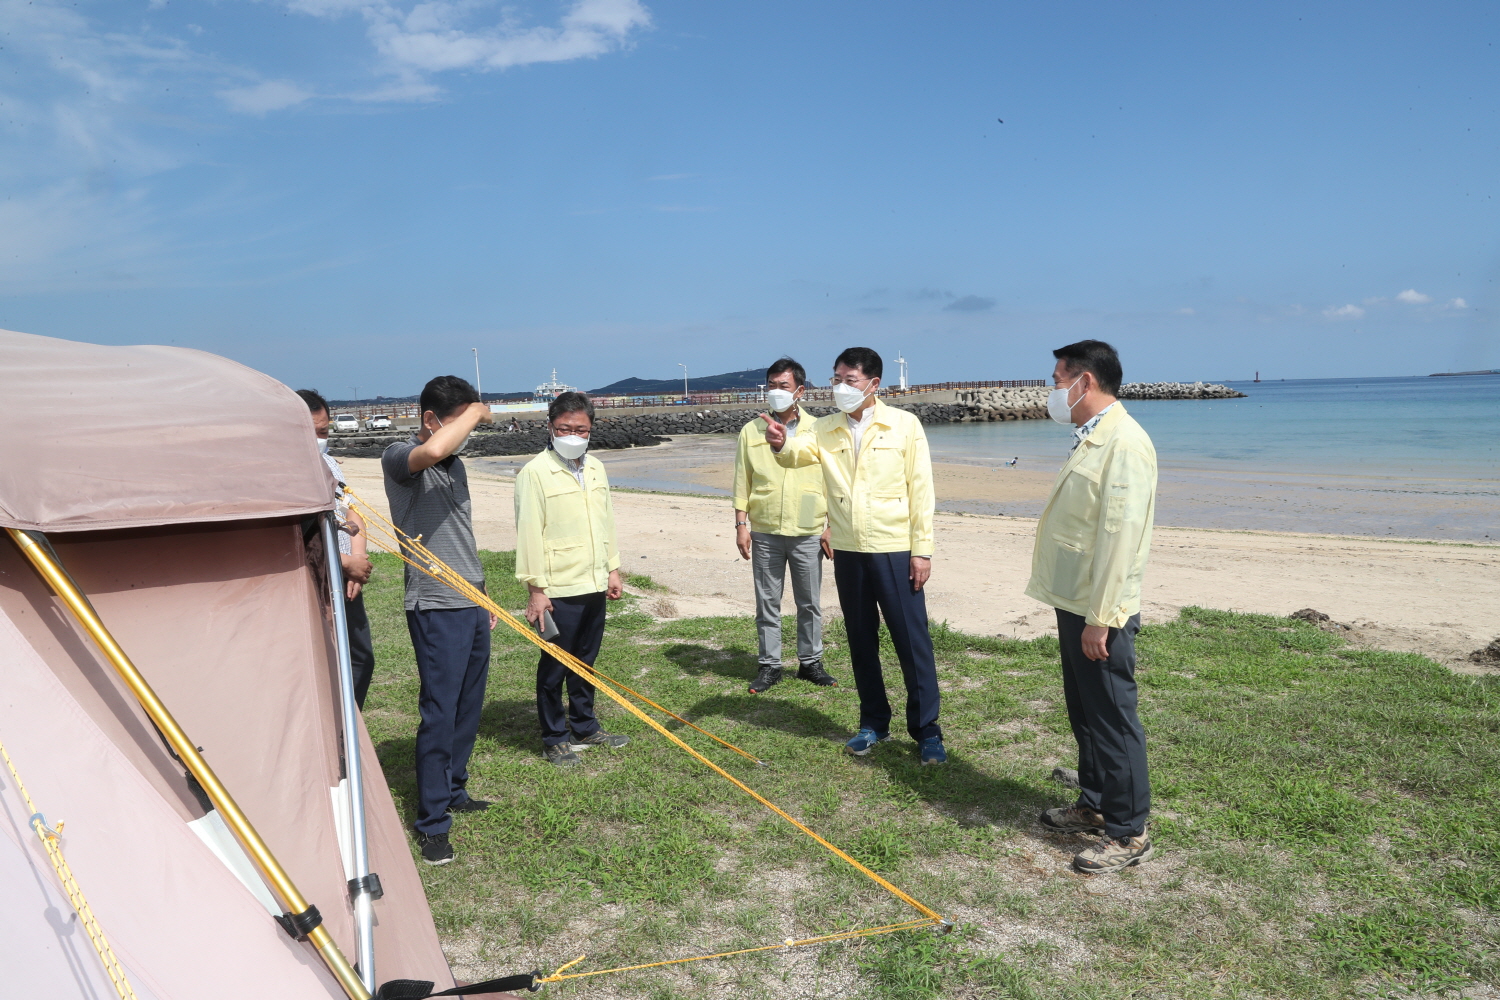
[0,329,455,998]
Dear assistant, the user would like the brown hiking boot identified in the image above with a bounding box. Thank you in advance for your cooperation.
[1038,805,1105,834]
[1072,834,1155,874]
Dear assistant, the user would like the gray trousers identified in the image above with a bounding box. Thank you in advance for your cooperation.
[1056,609,1150,839]
[751,531,823,667]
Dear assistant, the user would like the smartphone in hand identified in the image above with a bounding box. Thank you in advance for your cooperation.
[536,609,560,642]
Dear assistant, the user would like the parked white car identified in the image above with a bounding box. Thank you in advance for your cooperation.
[365,414,392,430]
[332,413,360,432]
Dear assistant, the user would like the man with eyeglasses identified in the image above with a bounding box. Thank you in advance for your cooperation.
[762,347,945,765]
[733,357,835,694]
[514,391,630,769]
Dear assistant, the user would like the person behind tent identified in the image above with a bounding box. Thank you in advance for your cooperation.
[382,376,495,866]
[732,357,835,694]
[296,389,376,708]
[513,391,630,769]
[762,347,947,766]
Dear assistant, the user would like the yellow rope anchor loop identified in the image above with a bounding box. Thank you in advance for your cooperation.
[0,737,139,1000]
[340,489,949,975]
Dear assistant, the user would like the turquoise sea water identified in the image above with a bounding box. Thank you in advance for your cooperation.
[926,374,1499,476]
[925,375,1499,541]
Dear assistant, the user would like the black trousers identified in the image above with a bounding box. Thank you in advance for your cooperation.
[1056,609,1150,839]
[407,605,491,836]
[833,550,942,742]
[346,590,375,709]
[537,592,607,746]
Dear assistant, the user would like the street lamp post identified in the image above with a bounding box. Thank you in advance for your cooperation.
[678,363,689,402]
[472,348,482,401]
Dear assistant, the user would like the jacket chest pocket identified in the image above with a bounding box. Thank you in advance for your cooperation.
[1051,466,1100,540]
[541,480,589,535]
[863,441,905,491]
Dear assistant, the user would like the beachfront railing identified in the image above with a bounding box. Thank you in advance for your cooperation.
[585,380,1047,408]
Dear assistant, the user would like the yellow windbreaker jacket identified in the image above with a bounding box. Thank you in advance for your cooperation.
[514,449,621,598]
[772,399,934,556]
[1025,403,1157,628]
[732,407,827,536]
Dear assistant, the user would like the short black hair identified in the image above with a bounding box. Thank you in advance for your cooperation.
[1052,340,1122,396]
[834,347,883,381]
[295,388,329,414]
[419,376,479,421]
[765,357,806,388]
[548,391,595,424]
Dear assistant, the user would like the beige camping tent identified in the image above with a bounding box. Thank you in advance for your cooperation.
[0,329,454,998]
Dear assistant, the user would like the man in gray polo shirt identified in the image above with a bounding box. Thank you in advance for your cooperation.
[382,375,495,866]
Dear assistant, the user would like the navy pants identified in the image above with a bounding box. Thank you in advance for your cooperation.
[833,550,942,742]
[1056,609,1150,839]
[346,590,374,710]
[407,605,491,836]
[537,593,606,746]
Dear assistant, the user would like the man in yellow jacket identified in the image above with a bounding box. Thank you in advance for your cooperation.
[1026,339,1158,874]
[765,347,945,765]
[514,392,629,769]
[734,357,835,694]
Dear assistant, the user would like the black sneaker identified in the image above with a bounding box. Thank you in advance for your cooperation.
[570,731,630,750]
[796,661,837,686]
[748,665,783,694]
[416,832,453,866]
[543,741,582,769]
[448,797,491,814]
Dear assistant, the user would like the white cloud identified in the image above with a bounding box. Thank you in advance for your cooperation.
[284,0,651,98]
[1323,304,1365,320]
[219,80,313,114]
[1395,289,1431,305]
[1447,298,1468,309]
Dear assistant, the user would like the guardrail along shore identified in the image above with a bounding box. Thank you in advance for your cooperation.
[326,381,1244,457]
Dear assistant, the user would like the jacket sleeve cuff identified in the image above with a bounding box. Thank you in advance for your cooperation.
[1085,610,1126,629]
[606,554,621,572]
[910,543,934,557]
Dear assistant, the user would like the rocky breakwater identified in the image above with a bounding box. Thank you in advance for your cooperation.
[1118,381,1245,400]
[326,382,1248,459]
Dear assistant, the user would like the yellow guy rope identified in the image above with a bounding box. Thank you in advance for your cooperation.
[0,737,139,1000]
[342,490,949,980]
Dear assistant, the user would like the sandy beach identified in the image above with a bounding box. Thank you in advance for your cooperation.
[339,441,1500,673]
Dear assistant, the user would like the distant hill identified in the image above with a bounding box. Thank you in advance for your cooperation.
[589,368,768,395]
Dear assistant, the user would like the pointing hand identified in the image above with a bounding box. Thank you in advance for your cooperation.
[761,412,786,450]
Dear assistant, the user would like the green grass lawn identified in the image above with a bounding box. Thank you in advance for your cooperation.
[360,550,1499,999]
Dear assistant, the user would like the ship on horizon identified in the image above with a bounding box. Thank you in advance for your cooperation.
[1428,369,1500,377]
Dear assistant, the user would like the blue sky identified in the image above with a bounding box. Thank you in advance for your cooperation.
[1,1,1496,396]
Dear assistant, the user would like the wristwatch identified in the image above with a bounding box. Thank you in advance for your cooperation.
[735,521,749,527]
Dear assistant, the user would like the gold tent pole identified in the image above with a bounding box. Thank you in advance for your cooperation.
[7,528,371,1000]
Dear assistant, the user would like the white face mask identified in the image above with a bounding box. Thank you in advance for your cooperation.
[832,382,871,414]
[434,416,470,455]
[1047,375,1086,425]
[766,388,797,413]
[552,434,589,461]
[317,437,331,454]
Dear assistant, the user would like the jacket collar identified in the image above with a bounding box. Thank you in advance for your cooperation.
[837,397,892,436]
[1057,402,1129,478]
[545,448,592,476]
[1077,400,1127,448]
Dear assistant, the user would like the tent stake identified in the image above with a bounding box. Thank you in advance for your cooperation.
[323,513,377,992]
[8,528,371,1000]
